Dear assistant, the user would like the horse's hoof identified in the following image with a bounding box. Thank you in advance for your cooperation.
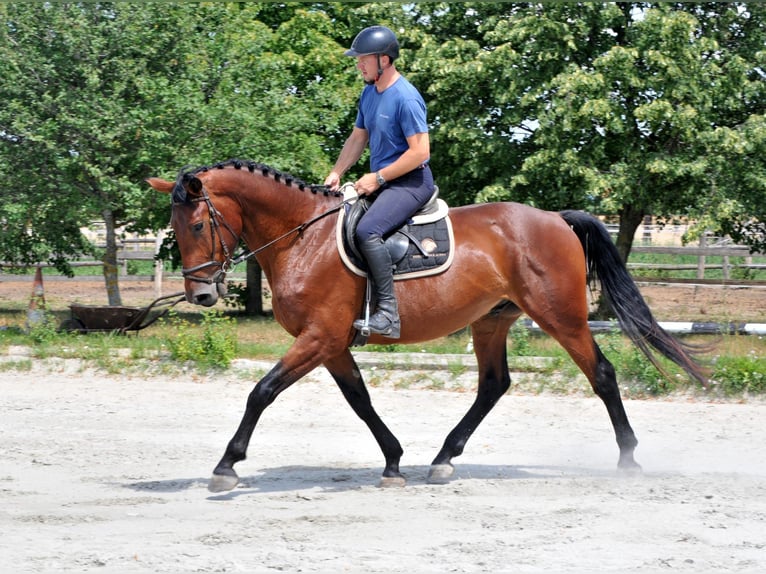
[208,472,240,493]
[379,475,406,488]
[618,461,643,476]
[427,463,454,484]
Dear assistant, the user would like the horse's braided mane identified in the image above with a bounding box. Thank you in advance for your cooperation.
[171,159,342,203]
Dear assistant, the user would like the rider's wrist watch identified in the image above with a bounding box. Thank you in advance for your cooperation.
[375,171,386,186]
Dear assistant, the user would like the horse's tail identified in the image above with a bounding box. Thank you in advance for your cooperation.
[559,210,710,386]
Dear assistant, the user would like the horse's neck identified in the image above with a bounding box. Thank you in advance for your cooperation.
[237,177,337,255]
[241,185,340,289]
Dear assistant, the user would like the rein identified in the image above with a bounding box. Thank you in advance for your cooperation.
[177,184,349,285]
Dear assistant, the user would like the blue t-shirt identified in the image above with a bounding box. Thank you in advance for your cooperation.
[354,76,429,173]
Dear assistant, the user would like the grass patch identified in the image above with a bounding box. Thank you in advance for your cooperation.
[711,354,766,395]
[162,309,238,369]
[0,358,32,371]
[1,306,764,399]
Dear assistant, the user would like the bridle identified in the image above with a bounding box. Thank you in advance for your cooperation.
[175,189,237,286]
[175,183,348,287]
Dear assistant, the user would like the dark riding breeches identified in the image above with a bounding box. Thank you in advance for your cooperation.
[356,165,434,242]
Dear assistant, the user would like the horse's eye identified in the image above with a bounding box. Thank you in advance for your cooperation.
[192,222,205,233]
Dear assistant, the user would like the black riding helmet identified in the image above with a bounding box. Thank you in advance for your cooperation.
[344,25,400,61]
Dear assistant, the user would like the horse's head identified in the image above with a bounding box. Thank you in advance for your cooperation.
[147,170,241,307]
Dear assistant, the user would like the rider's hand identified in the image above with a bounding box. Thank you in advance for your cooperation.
[355,172,380,196]
[324,172,341,191]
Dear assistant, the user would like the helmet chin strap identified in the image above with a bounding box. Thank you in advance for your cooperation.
[365,54,385,86]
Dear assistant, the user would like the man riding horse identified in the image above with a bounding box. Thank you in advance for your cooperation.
[324,25,434,339]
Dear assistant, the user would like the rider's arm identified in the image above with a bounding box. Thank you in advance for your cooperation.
[325,127,369,190]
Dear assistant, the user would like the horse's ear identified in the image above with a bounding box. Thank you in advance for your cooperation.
[187,176,203,197]
[146,177,174,194]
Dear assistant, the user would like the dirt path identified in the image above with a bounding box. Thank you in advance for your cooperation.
[1,363,764,573]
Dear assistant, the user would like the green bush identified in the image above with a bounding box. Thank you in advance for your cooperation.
[712,355,766,395]
[163,309,238,369]
[509,322,532,356]
[222,281,247,310]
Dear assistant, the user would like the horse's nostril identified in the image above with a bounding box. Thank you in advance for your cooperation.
[193,293,217,307]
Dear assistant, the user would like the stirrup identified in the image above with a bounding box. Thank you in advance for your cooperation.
[354,317,372,338]
[353,312,400,339]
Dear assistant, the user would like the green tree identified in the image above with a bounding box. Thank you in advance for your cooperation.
[8,2,760,316]
[193,3,357,179]
[412,2,766,257]
[0,2,208,304]
[0,2,381,310]
[163,2,365,313]
[173,2,418,313]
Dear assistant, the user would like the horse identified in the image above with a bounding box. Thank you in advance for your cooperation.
[146,159,708,493]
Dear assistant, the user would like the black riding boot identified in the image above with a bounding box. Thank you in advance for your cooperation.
[353,236,401,339]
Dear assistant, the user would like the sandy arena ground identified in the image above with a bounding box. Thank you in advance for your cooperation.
[1,361,765,573]
[1,277,765,572]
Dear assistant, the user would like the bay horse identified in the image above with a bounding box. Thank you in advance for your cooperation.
[147,159,707,493]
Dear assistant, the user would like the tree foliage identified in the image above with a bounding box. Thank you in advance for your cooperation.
[1,2,764,311]
[0,2,208,303]
[409,2,765,255]
[0,2,358,304]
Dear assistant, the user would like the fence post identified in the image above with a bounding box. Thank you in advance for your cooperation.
[642,214,652,245]
[697,234,707,279]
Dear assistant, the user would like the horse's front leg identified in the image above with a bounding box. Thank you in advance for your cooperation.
[324,351,405,487]
[209,360,299,493]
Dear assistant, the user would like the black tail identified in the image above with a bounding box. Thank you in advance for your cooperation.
[560,210,709,386]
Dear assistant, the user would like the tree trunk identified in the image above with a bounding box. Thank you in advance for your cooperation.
[592,203,645,319]
[245,257,263,315]
[615,203,645,263]
[102,208,122,306]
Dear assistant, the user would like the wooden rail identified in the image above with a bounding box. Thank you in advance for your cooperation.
[3,232,764,287]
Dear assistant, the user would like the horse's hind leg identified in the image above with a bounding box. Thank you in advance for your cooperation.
[535,314,641,472]
[590,341,640,471]
[428,303,521,484]
[324,350,405,487]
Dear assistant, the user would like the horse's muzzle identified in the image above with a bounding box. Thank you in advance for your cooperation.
[186,282,220,307]
[182,262,228,306]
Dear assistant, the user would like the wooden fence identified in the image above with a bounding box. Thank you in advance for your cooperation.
[4,228,765,288]
[628,245,764,281]
[604,225,765,282]
[115,240,764,283]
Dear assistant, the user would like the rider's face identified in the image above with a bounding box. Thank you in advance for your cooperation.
[356,54,381,82]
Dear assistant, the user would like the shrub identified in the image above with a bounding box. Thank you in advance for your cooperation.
[596,332,680,396]
[711,354,766,395]
[509,322,532,356]
[164,309,238,369]
[27,314,59,344]
[222,281,247,310]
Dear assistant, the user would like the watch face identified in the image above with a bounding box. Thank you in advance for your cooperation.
[376,174,385,185]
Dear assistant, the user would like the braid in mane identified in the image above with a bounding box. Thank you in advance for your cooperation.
[173,159,342,200]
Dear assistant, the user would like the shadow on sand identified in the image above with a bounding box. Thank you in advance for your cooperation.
[123,462,618,500]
